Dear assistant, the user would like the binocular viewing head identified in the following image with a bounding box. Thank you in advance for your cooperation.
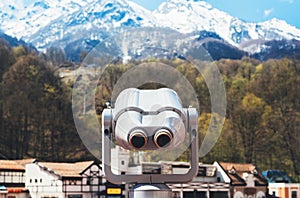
[111,88,188,150]
[101,87,199,184]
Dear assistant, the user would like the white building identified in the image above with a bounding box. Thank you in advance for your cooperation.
[268,183,300,198]
[111,146,130,175]
[25,160,105,198]
[0,159,34,198]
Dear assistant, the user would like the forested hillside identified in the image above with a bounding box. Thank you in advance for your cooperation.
[0,39,299,181]
[0,39,92,161]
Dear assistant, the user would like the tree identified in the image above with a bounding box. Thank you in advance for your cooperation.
[0,39,15,80]
[199,113,244,163]
[13,46,29,58]
[251,59,300,177]
[1,54,89,160]
[231,93,272,163]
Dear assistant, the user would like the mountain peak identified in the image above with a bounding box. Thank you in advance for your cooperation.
[23,0,158,50]
[168,0,208,3]
[156,0,213,12]
[153,0,300,49]
[1,0,300,55]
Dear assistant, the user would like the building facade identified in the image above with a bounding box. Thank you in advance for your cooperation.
[268,183,300,198]
[169,163,230,198]
[0,159,33,198]
[25,161,105,198]
[0,157,281,198]
[215,162,268,198]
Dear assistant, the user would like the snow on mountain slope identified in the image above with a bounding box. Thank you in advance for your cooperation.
[153,0,300,51]
[0,0,24,26]
[0,0,92,40]
[154,0,232,35]
[26,0,158,50]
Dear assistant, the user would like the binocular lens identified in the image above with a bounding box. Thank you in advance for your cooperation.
[154,130,173,148]
[129,131,147,149]
[128,129,174,149]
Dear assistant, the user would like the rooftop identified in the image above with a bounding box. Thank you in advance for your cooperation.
[38,161,95,178]
[0,159,35,171]
[218,162,267,186]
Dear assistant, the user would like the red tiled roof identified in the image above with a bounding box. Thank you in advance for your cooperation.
[38,161,94,178]
[218,162,267,186]
[220,162,256,173]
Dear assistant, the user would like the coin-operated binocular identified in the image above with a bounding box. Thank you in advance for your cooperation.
[102,88,198,192]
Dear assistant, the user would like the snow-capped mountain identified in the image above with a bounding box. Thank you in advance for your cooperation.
[27,0,158,50]
[1,0,300,57]
[154,0,300,51]
[0,0,94,39]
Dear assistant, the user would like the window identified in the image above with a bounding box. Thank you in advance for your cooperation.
[183,191,206,198]
[121,160,125,165]
[68,195,82,198]
[210,191,229,198]
[292,191,297,198]
[68,180,77,185]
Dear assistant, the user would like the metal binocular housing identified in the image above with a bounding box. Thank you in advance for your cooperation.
[112,88,188,150]
[102,88,198,184]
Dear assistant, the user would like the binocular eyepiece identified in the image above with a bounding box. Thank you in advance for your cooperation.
[128,129,173,149]
[111,88,190,150]
[153,129,173,148]
[129,130,148,149]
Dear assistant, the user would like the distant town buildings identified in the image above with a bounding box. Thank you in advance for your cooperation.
[214,162,268,198]
[0,159,33,198]
[268,183,300,198]
[263,170,299,198]
[0,148,298,198]
[25,161,104,198]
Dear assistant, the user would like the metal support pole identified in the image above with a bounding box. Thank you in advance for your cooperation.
[129,184,172,198]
